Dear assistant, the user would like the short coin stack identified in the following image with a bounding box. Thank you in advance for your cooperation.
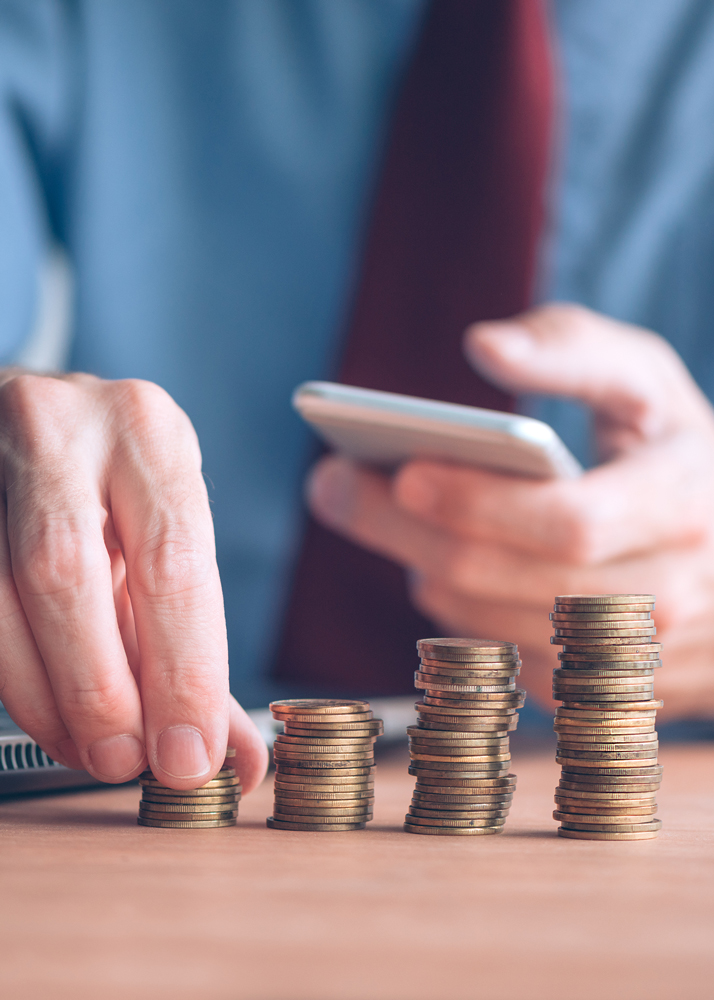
[550,594,663,841]
[404,638,526,836]
[137,748,241,828]
[268,699,383,831]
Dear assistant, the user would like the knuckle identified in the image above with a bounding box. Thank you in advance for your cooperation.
[61,678,128,723]
[130,529,214,601]
[0,374,76,456]
[114,379,198,447]
[14,517,104,598]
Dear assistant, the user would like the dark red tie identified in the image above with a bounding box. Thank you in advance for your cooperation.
[273,0,553,694]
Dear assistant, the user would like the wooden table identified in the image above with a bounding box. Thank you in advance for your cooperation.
[0,743,712,1000]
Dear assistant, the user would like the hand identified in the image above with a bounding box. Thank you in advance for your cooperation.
[0,371,267,790]
[307,305,714,720]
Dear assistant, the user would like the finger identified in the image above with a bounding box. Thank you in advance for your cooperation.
[307,455,449,570]
[229,695,269,795]
[464,303,714,440]
[0,492,82,768]
[395,427,714,564]
[3,377,147,783]
[109,380,230,789]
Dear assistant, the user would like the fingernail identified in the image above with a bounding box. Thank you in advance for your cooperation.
[399,469,438,515]
[307,458,356,528]
[55,738,84,770]
[88,734,146,781]
[470,323,535,362]
[156,725,210,780]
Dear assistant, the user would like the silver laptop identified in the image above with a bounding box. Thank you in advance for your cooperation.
[0,705,99,796]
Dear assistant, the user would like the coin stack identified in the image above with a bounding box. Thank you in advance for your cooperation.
[404,638,526,836]
[267,699,383,832]
[550,594,663,841]
[137,748,241,828]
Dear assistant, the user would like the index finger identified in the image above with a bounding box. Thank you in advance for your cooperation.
[109,382,231,789]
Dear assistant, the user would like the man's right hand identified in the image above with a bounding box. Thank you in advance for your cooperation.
[0,371,268,792]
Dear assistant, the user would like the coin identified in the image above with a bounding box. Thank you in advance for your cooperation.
[409,807,509,820]
[415,772,516,786]
[275,734,377,746]
[554,594,655,605]
[417,638,517,657]
[138,817,237,829]
[138,785,243,798]
[557,828,659,840]
[404,823,502,836]
[412,794,513,807]
[550,612,652,622]
[419,661,520,677]
[417,702,517,716]
[267,818,365,831]
[141,794,238,806]
[415,675,517,693]
[558,700,663,712]
[283,722,384,734]
[559,818,662,833]
[276,766,375,777]
[270,699,372,715]
[273,799,372,823]
[405,814,506,828]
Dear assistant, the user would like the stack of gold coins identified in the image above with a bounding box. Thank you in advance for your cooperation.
[404,638,526,836]
[137,748,241,828]
[267,700,383,832]
[550,594,663,841]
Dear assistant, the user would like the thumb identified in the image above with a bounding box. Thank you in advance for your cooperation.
[464,303,711,439]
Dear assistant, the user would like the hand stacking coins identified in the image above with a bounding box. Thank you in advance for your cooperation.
[267,700,384,831]
[137,748,241,828]
[404,639,526,836]
[550,594,663,841]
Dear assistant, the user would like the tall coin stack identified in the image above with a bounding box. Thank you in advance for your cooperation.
[268,699,383,832]
[404,638,526,836]
[550,594,663,841]
[137,748,241,828]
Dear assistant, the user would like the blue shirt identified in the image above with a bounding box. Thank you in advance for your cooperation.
[1,0,714,707]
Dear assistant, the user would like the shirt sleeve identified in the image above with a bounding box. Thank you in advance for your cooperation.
[0,0,74,362]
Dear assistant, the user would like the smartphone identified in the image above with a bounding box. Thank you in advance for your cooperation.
[292,381,581,479]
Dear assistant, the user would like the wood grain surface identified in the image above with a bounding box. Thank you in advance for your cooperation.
[0,743,711,1000]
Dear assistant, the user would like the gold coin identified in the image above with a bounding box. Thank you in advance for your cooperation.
[141,794,238,806]
[417,702,517,716]
[417,638,517,657]
[266,818,365,831]
[559,818,662,833]
[413,794,513,807]
[415,675,516,693]
[137,817,237,829]
[409,807,509,820]
[557,828,659,840]
[549,609,652,622]
[558,781,661,795]
[554,802,656,816]
[554,600,654,610]
[138,785,242,798]
[270,699,371,714]
[283,722,384,734]
[422,694,525,708]
[139,777,240,790]
[273,799,373,823]
[273,779,373,791]
[415,773,516,786]
[276,766,375,777]
[554,591,654,601]
[404,823,502,836]
[555,787,657,800]
[405,815,506,828]
[557,700,663,712]
[555,641,660,651]
[419,660,520,677]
